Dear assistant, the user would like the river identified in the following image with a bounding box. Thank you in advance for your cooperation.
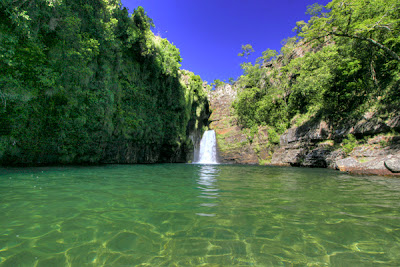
[1,164,399,266]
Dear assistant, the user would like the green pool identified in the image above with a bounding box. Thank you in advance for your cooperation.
[1,164,399,266]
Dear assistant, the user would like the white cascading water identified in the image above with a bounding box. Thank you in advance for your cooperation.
[197,130,218,164]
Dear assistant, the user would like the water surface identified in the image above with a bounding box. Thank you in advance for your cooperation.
[1,164,400,266]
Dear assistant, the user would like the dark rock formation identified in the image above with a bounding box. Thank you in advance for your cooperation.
[302,148,331,168]
[280,121,331,146]
[271,121,335,167]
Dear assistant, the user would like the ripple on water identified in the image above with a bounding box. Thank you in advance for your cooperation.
[1,250,38,267]
[66,242,103,266]
[207,240,247,257]
[36,254,67,267]
[196,227,239,240]
[1,164,400,266]
[107,231,161,255]
[33,231,67,254]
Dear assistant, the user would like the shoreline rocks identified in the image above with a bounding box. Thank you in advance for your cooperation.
[271,123,400,176]
[384,157,400,173]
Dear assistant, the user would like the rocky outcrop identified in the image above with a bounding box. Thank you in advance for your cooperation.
[205,38,400,175]
[271,120,336,167]
[208,84,271,164]
[336,154,400,176]
[280,121,331,146]
[334,136,400,176]
[271,120,400,176]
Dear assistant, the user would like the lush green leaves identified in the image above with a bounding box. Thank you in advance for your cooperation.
[256,49,278,64]
[300,0,400,61]
[238,44,255,59]
[233,0,400,142]
[0,0,207,165]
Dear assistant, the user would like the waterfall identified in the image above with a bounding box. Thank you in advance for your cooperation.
[196,130,218,164]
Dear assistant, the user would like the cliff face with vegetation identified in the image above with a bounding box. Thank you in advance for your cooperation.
[210,82,400,176]
[210,0,400,175]
[0,0,208,165]
[209,84,271,164]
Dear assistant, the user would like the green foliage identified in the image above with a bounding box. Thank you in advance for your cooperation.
[305,3,327,17]
[342,134,358,155]
[256,49,278,64]
[233,87,262,128]
[298,0,400,63]
[287,45,338,117]
[211,79,225,88]
[267,128,280,145]
[0,0,207,165]
[231,0,400,146]
[238,44,254,59]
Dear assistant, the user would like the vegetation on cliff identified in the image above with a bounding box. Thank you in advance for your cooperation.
[233,0,400,141]
[0,0,208,165]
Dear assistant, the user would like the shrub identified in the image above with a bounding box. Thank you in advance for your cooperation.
[342,134,357,155]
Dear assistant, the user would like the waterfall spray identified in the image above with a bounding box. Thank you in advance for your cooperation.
[197,130,218,164]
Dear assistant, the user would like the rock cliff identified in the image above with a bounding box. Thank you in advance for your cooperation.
[209,84,400,176]
[208,84,271,164]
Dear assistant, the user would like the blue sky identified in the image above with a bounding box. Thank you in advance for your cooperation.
[121,0,331,83]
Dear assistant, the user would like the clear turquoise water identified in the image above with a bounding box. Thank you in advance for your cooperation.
[0,164,400,266]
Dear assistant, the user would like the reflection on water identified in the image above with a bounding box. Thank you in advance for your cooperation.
[196,165,219,217]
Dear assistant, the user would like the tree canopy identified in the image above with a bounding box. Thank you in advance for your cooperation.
[233,0,400,142]
[238,44,255,59]
[0,0,208,165]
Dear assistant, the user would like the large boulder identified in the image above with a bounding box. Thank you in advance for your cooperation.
[384,157,400,173]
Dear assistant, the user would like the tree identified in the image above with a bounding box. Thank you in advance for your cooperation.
[211,79,225,88]
[238,44,254,60]
[299,0,400,61]
[256,49,278,64]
